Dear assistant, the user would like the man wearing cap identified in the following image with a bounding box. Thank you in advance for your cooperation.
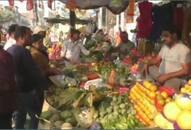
[144,26,191,91]
[61,29,90,65]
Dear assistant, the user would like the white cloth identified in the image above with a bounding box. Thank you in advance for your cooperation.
[84,78,104,90]
[61,40,89,64]
[3,38,16,50]
[159,42,191,74]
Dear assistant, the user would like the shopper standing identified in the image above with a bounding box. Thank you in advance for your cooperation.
[0,46,16,129]
[7,26,46,129]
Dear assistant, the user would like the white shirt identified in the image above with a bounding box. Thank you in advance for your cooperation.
[159,42,191,74]
[61,39,89,64]
[4,38,16,50]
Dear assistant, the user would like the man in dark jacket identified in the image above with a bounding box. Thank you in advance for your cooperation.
[7,26,46,129]
[0,46,16,129]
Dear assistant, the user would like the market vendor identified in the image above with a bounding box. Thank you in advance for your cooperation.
[61,29,90,65]
[118,31,135,52]
[144,26,191,91]
[112,31,135,60]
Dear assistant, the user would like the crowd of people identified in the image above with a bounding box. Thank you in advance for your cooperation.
[0,23,191,129]
[0,24,60,129]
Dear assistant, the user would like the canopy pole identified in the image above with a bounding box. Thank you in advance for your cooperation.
[34,0,39,25]
[116,14,120,31]
[98,7,103,29]
[120,12,126,31]
[69,10,76,30]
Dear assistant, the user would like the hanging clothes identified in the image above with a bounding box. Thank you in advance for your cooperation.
[173,6,184,34]
[27,0,33,10]
[137,1,153,39]
[149,3,173,42]
[48,0,53,9]
[8,0,14,7]
[127,0,135,23]
[39,0,44,9]
[127,0,135,16]
[182,7,191,46]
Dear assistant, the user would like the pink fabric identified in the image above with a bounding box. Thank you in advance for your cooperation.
[137,1,153,39]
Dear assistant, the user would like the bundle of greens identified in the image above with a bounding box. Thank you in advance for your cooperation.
[95,95,144,129]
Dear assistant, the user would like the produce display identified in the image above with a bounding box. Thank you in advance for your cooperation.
[154,94,191,129]
[96,95,144,129]
[44,86,108,128]
[43,85,144,129]
[41,108,76,129]
[129,81,157,127]
[48,44,63,60]
[93,62,133,87]
[41,32,191,129]
[154,80,191,130]
[155,87,174,112]
[180,80,191,95]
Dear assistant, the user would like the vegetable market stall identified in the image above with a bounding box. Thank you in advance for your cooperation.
[41,67,191,129]
[40,44,191,129]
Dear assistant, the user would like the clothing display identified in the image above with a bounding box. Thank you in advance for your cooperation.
[137,1,153,39]
[127,0,135,16]
[182,7,191,46]
[173,6,184,33]
[127,0,135,23]
[149,3,173,42]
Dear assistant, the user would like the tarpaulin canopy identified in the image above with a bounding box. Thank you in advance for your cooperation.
[58,0,130,14]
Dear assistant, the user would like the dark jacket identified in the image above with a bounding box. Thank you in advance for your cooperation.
[0,48,16,113]
[7,45,46,93]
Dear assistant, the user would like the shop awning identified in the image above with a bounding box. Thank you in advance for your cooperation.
[58,0,130,14]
